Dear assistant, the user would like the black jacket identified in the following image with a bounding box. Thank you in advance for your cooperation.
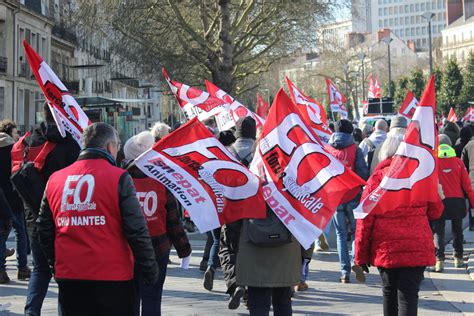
[21,123,80,235]
[36,149,159,284]
[0,133,23,213]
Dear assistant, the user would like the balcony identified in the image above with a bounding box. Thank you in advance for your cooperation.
[0,57,6,74]
[52,24,78,45]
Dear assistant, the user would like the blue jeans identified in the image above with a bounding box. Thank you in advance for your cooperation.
[208,227,221,269]
[134,251,170,316]
[0,217,12,272]
[11,210,28,269]
[25,235,52,316]
[333,201,357,278]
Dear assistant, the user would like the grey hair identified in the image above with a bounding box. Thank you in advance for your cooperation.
[387,127,406,138]
[438,134,452,146]
[81,122,118,149]
[361,124,372,136]
[375,119,388,132]
[378,134,404,162]
[150,122,170,141]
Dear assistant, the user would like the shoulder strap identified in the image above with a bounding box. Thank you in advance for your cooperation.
[33,142,57,170]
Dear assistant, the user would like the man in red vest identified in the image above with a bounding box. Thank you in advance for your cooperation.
[36,123,159,316]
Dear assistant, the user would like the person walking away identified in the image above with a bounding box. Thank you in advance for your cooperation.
[123,131,191,316]
[219,117,255,309]
[355,134,444,316]
[461,137,474,231]
[433,134,474,272]
[454,126,472,158]
[36,123,159,316]
[440,121,460,150]
[10,104,80,316]
[326,119,369,283]
[359,119,388,168]
[0,120,30,282]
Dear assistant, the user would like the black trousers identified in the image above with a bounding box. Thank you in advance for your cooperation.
[378,267,425,316]
[432,217,463,260]
[57,279,135,316]
[247,286,292,316]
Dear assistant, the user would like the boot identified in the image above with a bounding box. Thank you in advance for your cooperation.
[203,266,215,291]
[199,260,208,272]
[228,286,245,310]
[339,276,350,283]
[18,266,31,280]
[318,234,329,251]
[434,260,444,273]
[454,258,465,268]
[4,248,14,258]
[0,271,10,284]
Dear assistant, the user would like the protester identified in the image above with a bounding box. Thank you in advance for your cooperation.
[355,134,444,316]
[454,126,472,158]
[0,120,30,283]
[124,131,191,316]
[151,122,171,142]
[36,123,159,316]
[0,187,13,284]
[461,136,474,231]
[433,135,474,272]
[219,116,255,309]
[440,121,460,149]
[359,119,388,167]
[11,104,80,315]
[369,116,408,174]
[326,119,369,283]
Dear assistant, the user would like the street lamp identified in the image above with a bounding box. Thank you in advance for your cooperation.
[358,52,366,101]
[343,64,349,111]
[421,11,435,76]
[381,37,393,98]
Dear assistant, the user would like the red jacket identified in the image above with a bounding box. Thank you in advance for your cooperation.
[355,158,443,268]
[438,156,474,204]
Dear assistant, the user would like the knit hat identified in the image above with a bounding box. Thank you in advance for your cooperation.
[460,126,473,142]
[218,130,236,146]
[390,116,408,129]
[234,116,256,139]
[334,119,353,134]
[124,131,155,161]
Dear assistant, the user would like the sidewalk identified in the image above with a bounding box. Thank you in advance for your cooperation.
[0,230,472,315]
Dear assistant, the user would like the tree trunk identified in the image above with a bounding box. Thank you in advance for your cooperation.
[213,0,233,94]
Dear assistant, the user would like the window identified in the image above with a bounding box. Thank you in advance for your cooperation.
[389,7,393,15]
[17,89,24,125]
[416,16,420,24]
[411,16,415,24]
[400,5,404,13]
[400,29,404,36]
[400,17,404,25]
[410,4,414,12]
[384,8,388,15]
[389,18,393,26]
[394,6,398,14]
[379,20,383,28]
[405,16,409,24]
[422,26,426,34]
[379,8,383,15]
[421,3,425,11]
[405,5,409,12]
[416,3,420,11]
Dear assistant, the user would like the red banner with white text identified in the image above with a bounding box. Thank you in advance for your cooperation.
[399,90,418,119]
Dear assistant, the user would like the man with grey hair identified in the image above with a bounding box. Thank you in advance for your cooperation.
[37,122,159,316]
[359,119,388,167]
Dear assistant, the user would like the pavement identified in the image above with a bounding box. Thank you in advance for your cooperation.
[0,229,473,315]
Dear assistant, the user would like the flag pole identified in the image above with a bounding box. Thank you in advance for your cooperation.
[331,110,335,122]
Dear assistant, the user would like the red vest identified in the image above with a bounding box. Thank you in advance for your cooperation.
[11,133,56,173]
[132,177,167,237]
[326,144,357,170]
[46,158,133,281]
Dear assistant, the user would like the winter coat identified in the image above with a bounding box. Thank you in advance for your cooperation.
[461,139,474,188]
[0,133,23,213]
[440,122,460,148]
[454,126,472,158]
[359,130,387,163]
[438,155,474,220]
[328,132,369,181]
[354,158,444,269]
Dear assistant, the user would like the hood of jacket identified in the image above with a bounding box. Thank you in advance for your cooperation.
[0,132,15,148]
[329,132,354,149]
[368,130,387,146]
[228,137,255,160]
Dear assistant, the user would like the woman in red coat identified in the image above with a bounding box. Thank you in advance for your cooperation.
[354,135,443,316]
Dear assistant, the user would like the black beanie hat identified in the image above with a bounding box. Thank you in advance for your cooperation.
[218,130,236,146]
[335,119,354,134]
[234,116,256,139]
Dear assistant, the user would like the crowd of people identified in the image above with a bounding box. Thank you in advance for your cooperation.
[1,102,473,316]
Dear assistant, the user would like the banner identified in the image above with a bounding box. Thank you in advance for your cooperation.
[448,107,458,123]
[354,76,438,219]
[399,90,418,119]
[326,78,347,117]
[463,107,474,122]
[256,94,270,119]
[162,68,228,122]
[205,80,265,129]
[23,41,90,146]
[286,77,332,144]
[135,118,266,233]
[368,74,381,99]
[250,89,366,249]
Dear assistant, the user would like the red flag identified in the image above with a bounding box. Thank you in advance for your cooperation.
[162,68,228,121]
[354,76,438,219]
[286,77,332,144]
[250,89,366,249]
[463,107,474,122]
[23,41,90,146]
[326,78,347,118]
[256,94,270,119]
[448,107,458,122]
[135,117,266,232]
[205,80,265,129]
[399,90,418,119]
[368,74,376,98]
[374,76,381,98]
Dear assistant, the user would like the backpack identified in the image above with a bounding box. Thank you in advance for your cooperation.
[364,138,376,170]
[242,208,292,247]
[10,134,56,214]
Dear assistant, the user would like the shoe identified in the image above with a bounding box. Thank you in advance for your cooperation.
[352,265,366,283]
[318,234,329,251]
[18,266,31,280]
[434,260,444,273]
[203,266,215,291]
[0,271,10,284]
[5,248,15,258]
[340,276,350,283]
[296,281,309,291]
[454,258,465,268]
[228,286,245,310]
[199,260,208,272]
